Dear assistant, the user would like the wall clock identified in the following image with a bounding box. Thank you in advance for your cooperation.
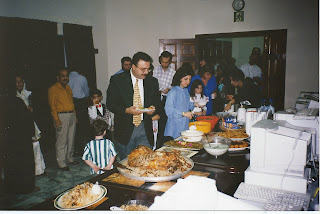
[232,0,245,11]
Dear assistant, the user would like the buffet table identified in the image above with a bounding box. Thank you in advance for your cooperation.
[31,147,250,210]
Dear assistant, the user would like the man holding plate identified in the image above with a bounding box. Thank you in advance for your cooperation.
[107,52,161,160]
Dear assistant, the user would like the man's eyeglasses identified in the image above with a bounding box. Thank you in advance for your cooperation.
[136,66,152,73]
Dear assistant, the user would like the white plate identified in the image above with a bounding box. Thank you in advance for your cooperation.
[230,137,249,141]
[54,185,107,210]
[137,108,155,112]
[228,146,249,151]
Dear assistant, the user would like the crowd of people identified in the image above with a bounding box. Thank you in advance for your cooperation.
[3,48,262,194]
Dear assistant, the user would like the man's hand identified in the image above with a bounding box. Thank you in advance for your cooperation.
[125,106,143,115]
[55,119,62,128]
[226,95,233,101]
[224,102,232,111]
[146,105,156,115]
[27,106,33,112]
[162,88,169,94]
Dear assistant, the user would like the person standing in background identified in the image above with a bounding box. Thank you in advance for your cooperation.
[3,73,37,193]
[16,74,46,176]
[68,68,90,155]
[113,56,132,76]
[48,68,77,171]
[240,54,262,87]
[152,51,176,148]
[194,56,208,75]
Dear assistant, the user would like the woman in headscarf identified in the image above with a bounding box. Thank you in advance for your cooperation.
[15,74,46,177]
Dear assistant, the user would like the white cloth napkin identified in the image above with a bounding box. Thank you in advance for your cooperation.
[148,175,262,211]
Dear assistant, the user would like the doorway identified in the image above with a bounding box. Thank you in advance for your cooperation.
[159,39,195,71]
[195,29,287,111]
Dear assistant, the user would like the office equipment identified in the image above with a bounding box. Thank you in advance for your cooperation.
[245,120,312,193]
[274,111,319,161]
[245,109,267,136]
[234,182,311,211]
[295,91,319,110]
[294,108,319,120]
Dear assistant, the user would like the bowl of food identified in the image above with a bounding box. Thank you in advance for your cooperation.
[180,129,204,142]
[196,116,219,130]
[203,136,231,156]
[119,200,151,211]
[188,121,211,134]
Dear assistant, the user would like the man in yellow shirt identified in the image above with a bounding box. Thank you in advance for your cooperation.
[48,68,77,171]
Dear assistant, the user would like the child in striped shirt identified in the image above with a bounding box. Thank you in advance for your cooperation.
[82,119,117,174]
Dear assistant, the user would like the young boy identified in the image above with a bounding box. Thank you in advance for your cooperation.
[88,89,112,129]
[82,119,117,174]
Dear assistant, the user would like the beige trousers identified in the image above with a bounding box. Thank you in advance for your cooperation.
[55,112,76,168]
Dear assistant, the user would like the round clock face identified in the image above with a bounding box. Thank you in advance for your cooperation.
[232,0,245,11]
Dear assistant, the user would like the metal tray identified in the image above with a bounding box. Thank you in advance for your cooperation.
[117,157,194,182]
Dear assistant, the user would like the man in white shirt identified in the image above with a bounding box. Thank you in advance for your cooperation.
[240,54,262,86]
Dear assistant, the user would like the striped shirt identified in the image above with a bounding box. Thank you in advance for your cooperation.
[82,139,117,175]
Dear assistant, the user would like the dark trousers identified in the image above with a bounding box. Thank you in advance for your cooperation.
[73,97,90,153]
[114,123,151,160]
[157,96,167,148]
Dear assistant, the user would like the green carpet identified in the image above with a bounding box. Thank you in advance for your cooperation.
[0,150,95,210]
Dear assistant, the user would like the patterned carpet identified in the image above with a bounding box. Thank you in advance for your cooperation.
[0,150,95,210]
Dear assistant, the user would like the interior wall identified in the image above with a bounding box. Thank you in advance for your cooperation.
[231,37,264,68]
[106,0,319,108]
[0,0,318,108]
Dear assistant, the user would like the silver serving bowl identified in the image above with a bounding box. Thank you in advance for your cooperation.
[117,157,194,182]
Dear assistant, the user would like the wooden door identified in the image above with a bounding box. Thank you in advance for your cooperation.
[262,30,287,111]
[159,39,195,71]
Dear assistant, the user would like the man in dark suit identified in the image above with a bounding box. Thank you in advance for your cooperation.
[106,52,161,160]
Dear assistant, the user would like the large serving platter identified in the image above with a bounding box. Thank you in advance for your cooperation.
[117,157,194,182]
[164,140,203,150]
[54,185,107,210]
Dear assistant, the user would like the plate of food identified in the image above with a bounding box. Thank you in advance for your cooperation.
[54,182,107,210]
[137,107,155,112]
[156,146,199,158]
[164,140,203,150]
[228,141,250,151]
[120,200,152,211]
[217,131,249,141]
[117,145,194,182]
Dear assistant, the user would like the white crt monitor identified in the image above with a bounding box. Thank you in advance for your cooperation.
[250,120,311,177]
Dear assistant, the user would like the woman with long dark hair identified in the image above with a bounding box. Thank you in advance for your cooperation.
[164,64,195,139]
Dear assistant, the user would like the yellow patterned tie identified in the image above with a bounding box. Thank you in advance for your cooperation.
[133,79,142,127]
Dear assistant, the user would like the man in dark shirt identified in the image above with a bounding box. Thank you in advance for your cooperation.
[224,68,260,111]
